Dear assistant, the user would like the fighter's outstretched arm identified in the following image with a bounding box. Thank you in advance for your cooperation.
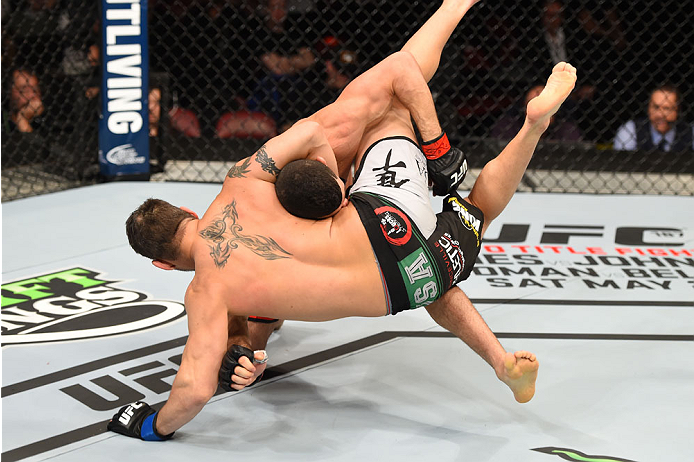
[108,287,241,439]
[239,119,339,183]
[149,287,231,435]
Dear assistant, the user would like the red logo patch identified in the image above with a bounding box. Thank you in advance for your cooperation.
[375,206,412,246]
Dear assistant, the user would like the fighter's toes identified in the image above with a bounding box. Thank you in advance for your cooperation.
[515,350,537,362]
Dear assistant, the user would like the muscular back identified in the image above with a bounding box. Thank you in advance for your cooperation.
[187,176,387,321]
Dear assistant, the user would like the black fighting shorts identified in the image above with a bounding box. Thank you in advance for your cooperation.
[351,191,484,315]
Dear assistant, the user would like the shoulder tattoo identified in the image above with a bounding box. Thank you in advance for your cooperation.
[227,157,252,179]
[199,200,291,268]
[254,145,280,176]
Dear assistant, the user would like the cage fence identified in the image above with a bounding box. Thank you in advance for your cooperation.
[2,0,692,201]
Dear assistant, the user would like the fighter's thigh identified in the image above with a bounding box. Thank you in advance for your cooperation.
[463,194,492,238]
[310,56,398,135]
[309,98,371,175]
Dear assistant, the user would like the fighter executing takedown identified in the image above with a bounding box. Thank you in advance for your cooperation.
[109,0,577,441]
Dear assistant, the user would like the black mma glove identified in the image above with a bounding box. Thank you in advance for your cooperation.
[422,132,468,196]
[218,344,264,392]
[107,401,174,441]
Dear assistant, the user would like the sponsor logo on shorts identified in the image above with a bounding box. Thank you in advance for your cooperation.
[375,206,412,246]
[447,196,481,246]
[1,267,185,346]
[398,250,439,309]
[435,232,465,285]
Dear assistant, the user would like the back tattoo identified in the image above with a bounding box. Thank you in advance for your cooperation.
[199,200,291,268]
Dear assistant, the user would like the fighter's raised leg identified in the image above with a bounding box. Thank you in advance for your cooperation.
[309,51,443,179]
[425,287,538,403]
[466,62,578,236]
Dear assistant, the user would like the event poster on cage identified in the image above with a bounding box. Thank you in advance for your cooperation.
[98,0,149,178]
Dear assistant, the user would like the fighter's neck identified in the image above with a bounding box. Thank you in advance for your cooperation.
[177,219,199,269]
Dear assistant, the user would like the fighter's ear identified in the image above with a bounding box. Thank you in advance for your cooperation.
[314,156,328,166]
[152,260,176,271]
[180,206,199,219]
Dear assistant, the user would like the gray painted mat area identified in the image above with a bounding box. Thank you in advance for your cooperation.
[2,183,693,462]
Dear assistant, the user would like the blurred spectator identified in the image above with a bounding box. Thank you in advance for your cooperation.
[446,4,534,137]
[261,35,360,131]
[573,0,627,53]
[216,104,277,139]
[527,0,597,95]
[191,0,254,135]
[2,0,10,17]
[1,36,16,122]
[63,41,99,79]
[309,36,359,105]
[71,43,101,101]
[519,0,625,142]
[168,106,202,138]
[491,84,582,142]
[148,86,169,173]
[9,69,45,133]
[246,0,320,130]
[613,84,694,152]
[148,0,201,132]
[149,88,162,137]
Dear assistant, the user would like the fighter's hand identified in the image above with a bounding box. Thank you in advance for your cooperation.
[218,344,268,392]
[422,132,468,196]
[107,401,174,441]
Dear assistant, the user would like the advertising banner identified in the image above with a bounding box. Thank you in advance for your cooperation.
[98,0,149,178]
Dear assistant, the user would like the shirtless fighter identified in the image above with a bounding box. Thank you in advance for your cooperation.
[108,0,577,441]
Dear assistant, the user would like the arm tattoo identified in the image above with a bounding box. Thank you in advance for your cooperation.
[199,200,291,268]
[227,157,251,178]
[254,145,280,176]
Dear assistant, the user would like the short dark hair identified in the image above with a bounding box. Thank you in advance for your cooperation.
[125,198,192,261]
[651,84,680,105]
[275,159,342,219]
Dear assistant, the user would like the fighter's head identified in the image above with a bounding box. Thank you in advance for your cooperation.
[648,84,679,135]
[275,159,346,219]
[126,198,197,264]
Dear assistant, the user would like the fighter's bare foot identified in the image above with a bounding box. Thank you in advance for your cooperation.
[526,62,577,128]
[497,351,539,403]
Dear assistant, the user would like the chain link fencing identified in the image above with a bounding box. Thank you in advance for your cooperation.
[2,0,693,201]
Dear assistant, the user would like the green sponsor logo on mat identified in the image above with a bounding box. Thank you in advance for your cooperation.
[532,447,638,462]
[1,267,185,345]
